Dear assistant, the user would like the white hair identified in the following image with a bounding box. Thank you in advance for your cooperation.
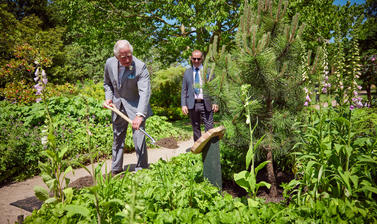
[113,40,133,56]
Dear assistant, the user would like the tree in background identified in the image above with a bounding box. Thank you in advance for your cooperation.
[0,3,64,87]
[287,0,338,53]
[4,0,59,28]
[359,0,377,105]
[54,0,241,67]
[207,0,306,196]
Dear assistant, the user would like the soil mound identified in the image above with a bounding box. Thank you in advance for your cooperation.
[156,137,178,149]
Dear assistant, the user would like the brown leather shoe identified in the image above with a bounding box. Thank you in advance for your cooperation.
[111,170,122,177]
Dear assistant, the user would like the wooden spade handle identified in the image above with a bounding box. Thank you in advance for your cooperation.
[103,102,133,124]
[103,102,157,144]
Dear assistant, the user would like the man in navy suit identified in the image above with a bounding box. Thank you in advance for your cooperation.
[181,50,219,142]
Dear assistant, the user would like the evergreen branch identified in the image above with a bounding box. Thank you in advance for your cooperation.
[256,33,268,54]
[306,50,312,66]
[248,17,254,37]
[219,56,227,93]
[277,62,288,80]
[246,4,252,36]
[275,0,282,22]
[284,24,289,41]
[266,32,271,46]
[282,1,288,18]
[240,11,245,34]
[251,25,257,55]
[243,33,252,55]
[257,0,263,16]
[264,0,269,12]
[289,14,299,43]
[267,0,273,16]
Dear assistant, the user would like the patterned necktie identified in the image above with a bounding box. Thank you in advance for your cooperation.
[194,68,200,95]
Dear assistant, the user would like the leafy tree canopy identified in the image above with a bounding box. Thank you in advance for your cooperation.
[55,0,242,65]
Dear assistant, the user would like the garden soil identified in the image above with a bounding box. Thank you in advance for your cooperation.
[0,138,193,224]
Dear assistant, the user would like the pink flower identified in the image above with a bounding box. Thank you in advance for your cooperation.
[306,95,311,102]
[350,105,355,110]
[304,101,308,107]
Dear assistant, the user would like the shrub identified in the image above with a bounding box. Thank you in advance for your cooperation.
[0,115,43,184]
[286,106,377,204]
[151,66,186,120]
[0,81,78,104]
[0,80,38,104]
[0,95,191,184]
[76,80,105,101]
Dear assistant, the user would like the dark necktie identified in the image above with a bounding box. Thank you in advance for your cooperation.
[194,68,200,95]
[118,66,125,88]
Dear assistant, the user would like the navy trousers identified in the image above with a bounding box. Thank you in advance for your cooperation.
[188,101,214,141]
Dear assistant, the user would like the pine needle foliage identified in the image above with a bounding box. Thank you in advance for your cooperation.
[205,0,307,180]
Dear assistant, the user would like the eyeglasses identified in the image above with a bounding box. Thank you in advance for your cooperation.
[119,55,132,59]
[192,57,202,61]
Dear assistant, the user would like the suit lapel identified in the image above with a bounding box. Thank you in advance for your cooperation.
[188,67,194,88]
[111,59,120,88]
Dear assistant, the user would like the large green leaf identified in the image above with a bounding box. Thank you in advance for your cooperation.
[64,204,90,218]
[255,160,270,175]
[234,171,250,192]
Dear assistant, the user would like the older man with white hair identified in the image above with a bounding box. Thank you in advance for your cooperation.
[104,40,152,174]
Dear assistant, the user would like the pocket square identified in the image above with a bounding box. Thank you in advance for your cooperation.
[128,74,135,79]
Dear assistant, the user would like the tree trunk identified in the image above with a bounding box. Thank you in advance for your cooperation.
[265,96,278,197]
[266,145,278,197]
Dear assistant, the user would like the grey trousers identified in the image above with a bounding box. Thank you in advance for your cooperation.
[111,107,148,172]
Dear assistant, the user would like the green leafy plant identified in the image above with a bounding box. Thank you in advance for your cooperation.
[25,151,377,223]
[33,64,73,203]
[234,84,270,198]
[0,117,42,184]
[285,106,377,206]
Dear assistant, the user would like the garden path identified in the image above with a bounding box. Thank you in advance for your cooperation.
[0,138,193,224]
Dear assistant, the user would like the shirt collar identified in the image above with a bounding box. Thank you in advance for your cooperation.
[193,64,203,71]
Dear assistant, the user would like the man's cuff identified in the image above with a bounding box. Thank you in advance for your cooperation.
[136,112,145,118]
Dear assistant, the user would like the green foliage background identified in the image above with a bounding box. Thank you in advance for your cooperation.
[0,91,191,185]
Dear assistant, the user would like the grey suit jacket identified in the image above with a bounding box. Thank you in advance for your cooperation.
[181,67,213,111]
[104,56,152,121]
